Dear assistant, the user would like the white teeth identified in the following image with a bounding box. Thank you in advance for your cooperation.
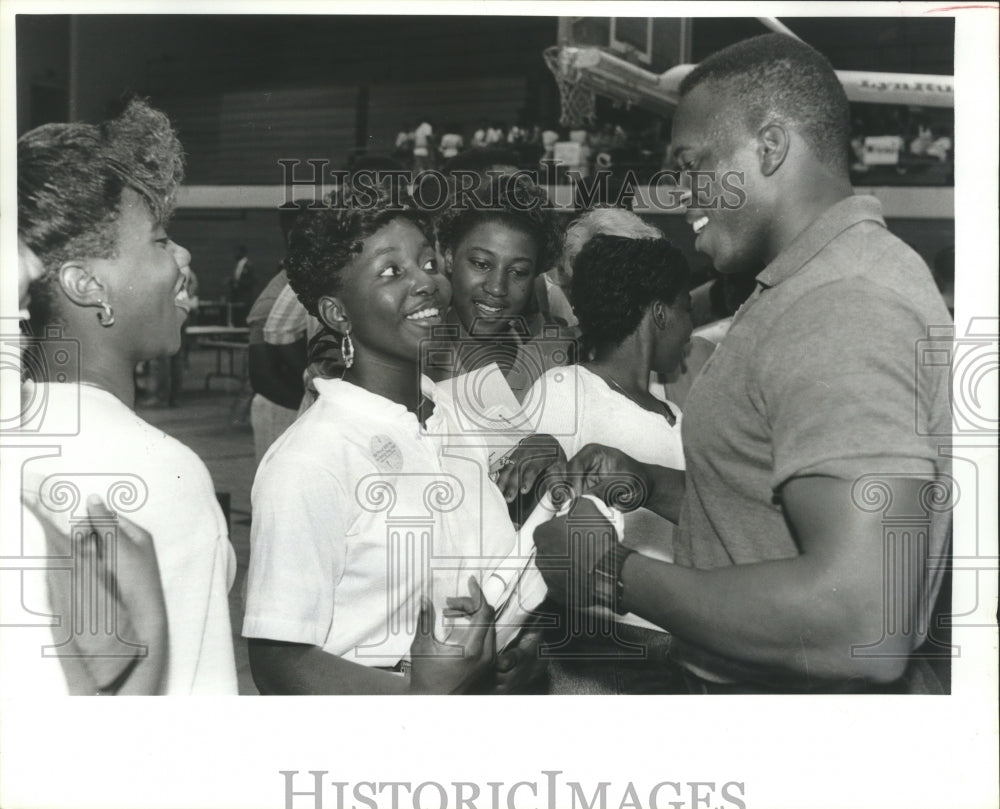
[406,307,439,321]
[692,216,709,235]
[475,302,502,314]
[174,289,191,311]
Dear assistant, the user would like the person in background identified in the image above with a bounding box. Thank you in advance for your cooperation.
[534,33,953,694]
[247,204,307,464]
[659,268,757,407]
[526,235,693,694]
[394,121,414,167]
[439,123,464,161]
[506,121,524,147]
[229,245,255,326]
[17,98,237,694]
[485,121,505,146]
[413,119,435,174]
[540,124,560,165]
[439,146,520,179]
[552,207,664,331]
[431,171,570,403]
[471,118,489,149]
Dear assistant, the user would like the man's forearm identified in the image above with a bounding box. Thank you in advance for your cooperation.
[620,550,910,685]
[641,464,686,523]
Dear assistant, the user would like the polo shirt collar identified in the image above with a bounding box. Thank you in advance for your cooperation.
[314,376,437,424]
[756,195,887,290]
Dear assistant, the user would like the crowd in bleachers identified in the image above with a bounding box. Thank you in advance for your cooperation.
[390,117,670,181]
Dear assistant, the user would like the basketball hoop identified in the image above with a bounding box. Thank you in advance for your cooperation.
[544,46,597,129]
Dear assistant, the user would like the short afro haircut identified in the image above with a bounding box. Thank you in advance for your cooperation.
[680,33,850,173]
[560,207,663,282]
[435,172,562,276]
[572,235,690,358]
[18,98,185,327]
[284,180,435,320]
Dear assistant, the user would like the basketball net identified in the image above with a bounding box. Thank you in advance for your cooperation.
[544,46,597,129]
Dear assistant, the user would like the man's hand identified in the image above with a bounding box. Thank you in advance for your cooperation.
[409,577,496,694]
[540,443,653,513]
[533,497,620,609]
[495,433,566,503]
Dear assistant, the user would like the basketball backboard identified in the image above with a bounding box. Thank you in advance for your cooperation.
[557,16,692,74]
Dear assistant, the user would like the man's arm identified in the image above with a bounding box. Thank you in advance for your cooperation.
[536,474,930,686]
[542,443,685,523]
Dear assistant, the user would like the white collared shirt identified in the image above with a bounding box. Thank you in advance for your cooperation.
[244,376,517,668]
[13,383,238,694]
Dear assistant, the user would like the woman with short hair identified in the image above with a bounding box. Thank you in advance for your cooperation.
[526,233,693,694]
[18,99,238,694]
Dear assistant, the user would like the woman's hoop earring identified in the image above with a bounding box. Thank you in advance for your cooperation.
[341,331,355,369]
[96,301,115,327]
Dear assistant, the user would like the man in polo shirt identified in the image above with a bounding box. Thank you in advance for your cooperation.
[534,33,953,692]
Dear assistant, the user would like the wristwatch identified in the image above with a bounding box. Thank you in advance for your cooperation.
[591,542,635,615]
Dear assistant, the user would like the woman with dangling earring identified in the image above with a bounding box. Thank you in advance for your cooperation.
[244,180,532,694]
[17,99,239,695]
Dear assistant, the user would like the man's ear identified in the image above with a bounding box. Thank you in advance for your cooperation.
[650,300,668,330]
[758,123,790,177]
[57,262,106,308]
[317,295,350,333]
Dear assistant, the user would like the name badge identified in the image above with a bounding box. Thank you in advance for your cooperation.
[370,435,404,472]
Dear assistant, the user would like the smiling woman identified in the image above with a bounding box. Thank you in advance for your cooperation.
[16,99,239,695]
[245,182,529,694]
[432,172,573,402]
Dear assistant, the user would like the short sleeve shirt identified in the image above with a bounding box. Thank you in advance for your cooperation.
[243,376,518,668]
[246,270,289,345]
[263,282,321,346]
[526,365,684,630]
[676,195,952,572]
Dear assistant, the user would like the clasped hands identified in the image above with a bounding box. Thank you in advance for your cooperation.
[497,437,658,612]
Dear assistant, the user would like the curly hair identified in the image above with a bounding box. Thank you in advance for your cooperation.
[284,181,435,319]
[435,172,562,276]
[18,98,185,326]
[572,235,690,358]
[680,33,850,173]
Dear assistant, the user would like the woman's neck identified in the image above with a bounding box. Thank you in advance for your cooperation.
[343,355,424,415]
[40,327,138,409]
[586,338,651,395]
[79,360,138,409]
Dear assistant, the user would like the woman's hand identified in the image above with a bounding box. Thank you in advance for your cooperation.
[408,577,496,694]
[492,625,548,694]
[31,495,169,695]
[495,434,566,503]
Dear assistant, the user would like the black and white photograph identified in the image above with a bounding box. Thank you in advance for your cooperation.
[0,2,996,808]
